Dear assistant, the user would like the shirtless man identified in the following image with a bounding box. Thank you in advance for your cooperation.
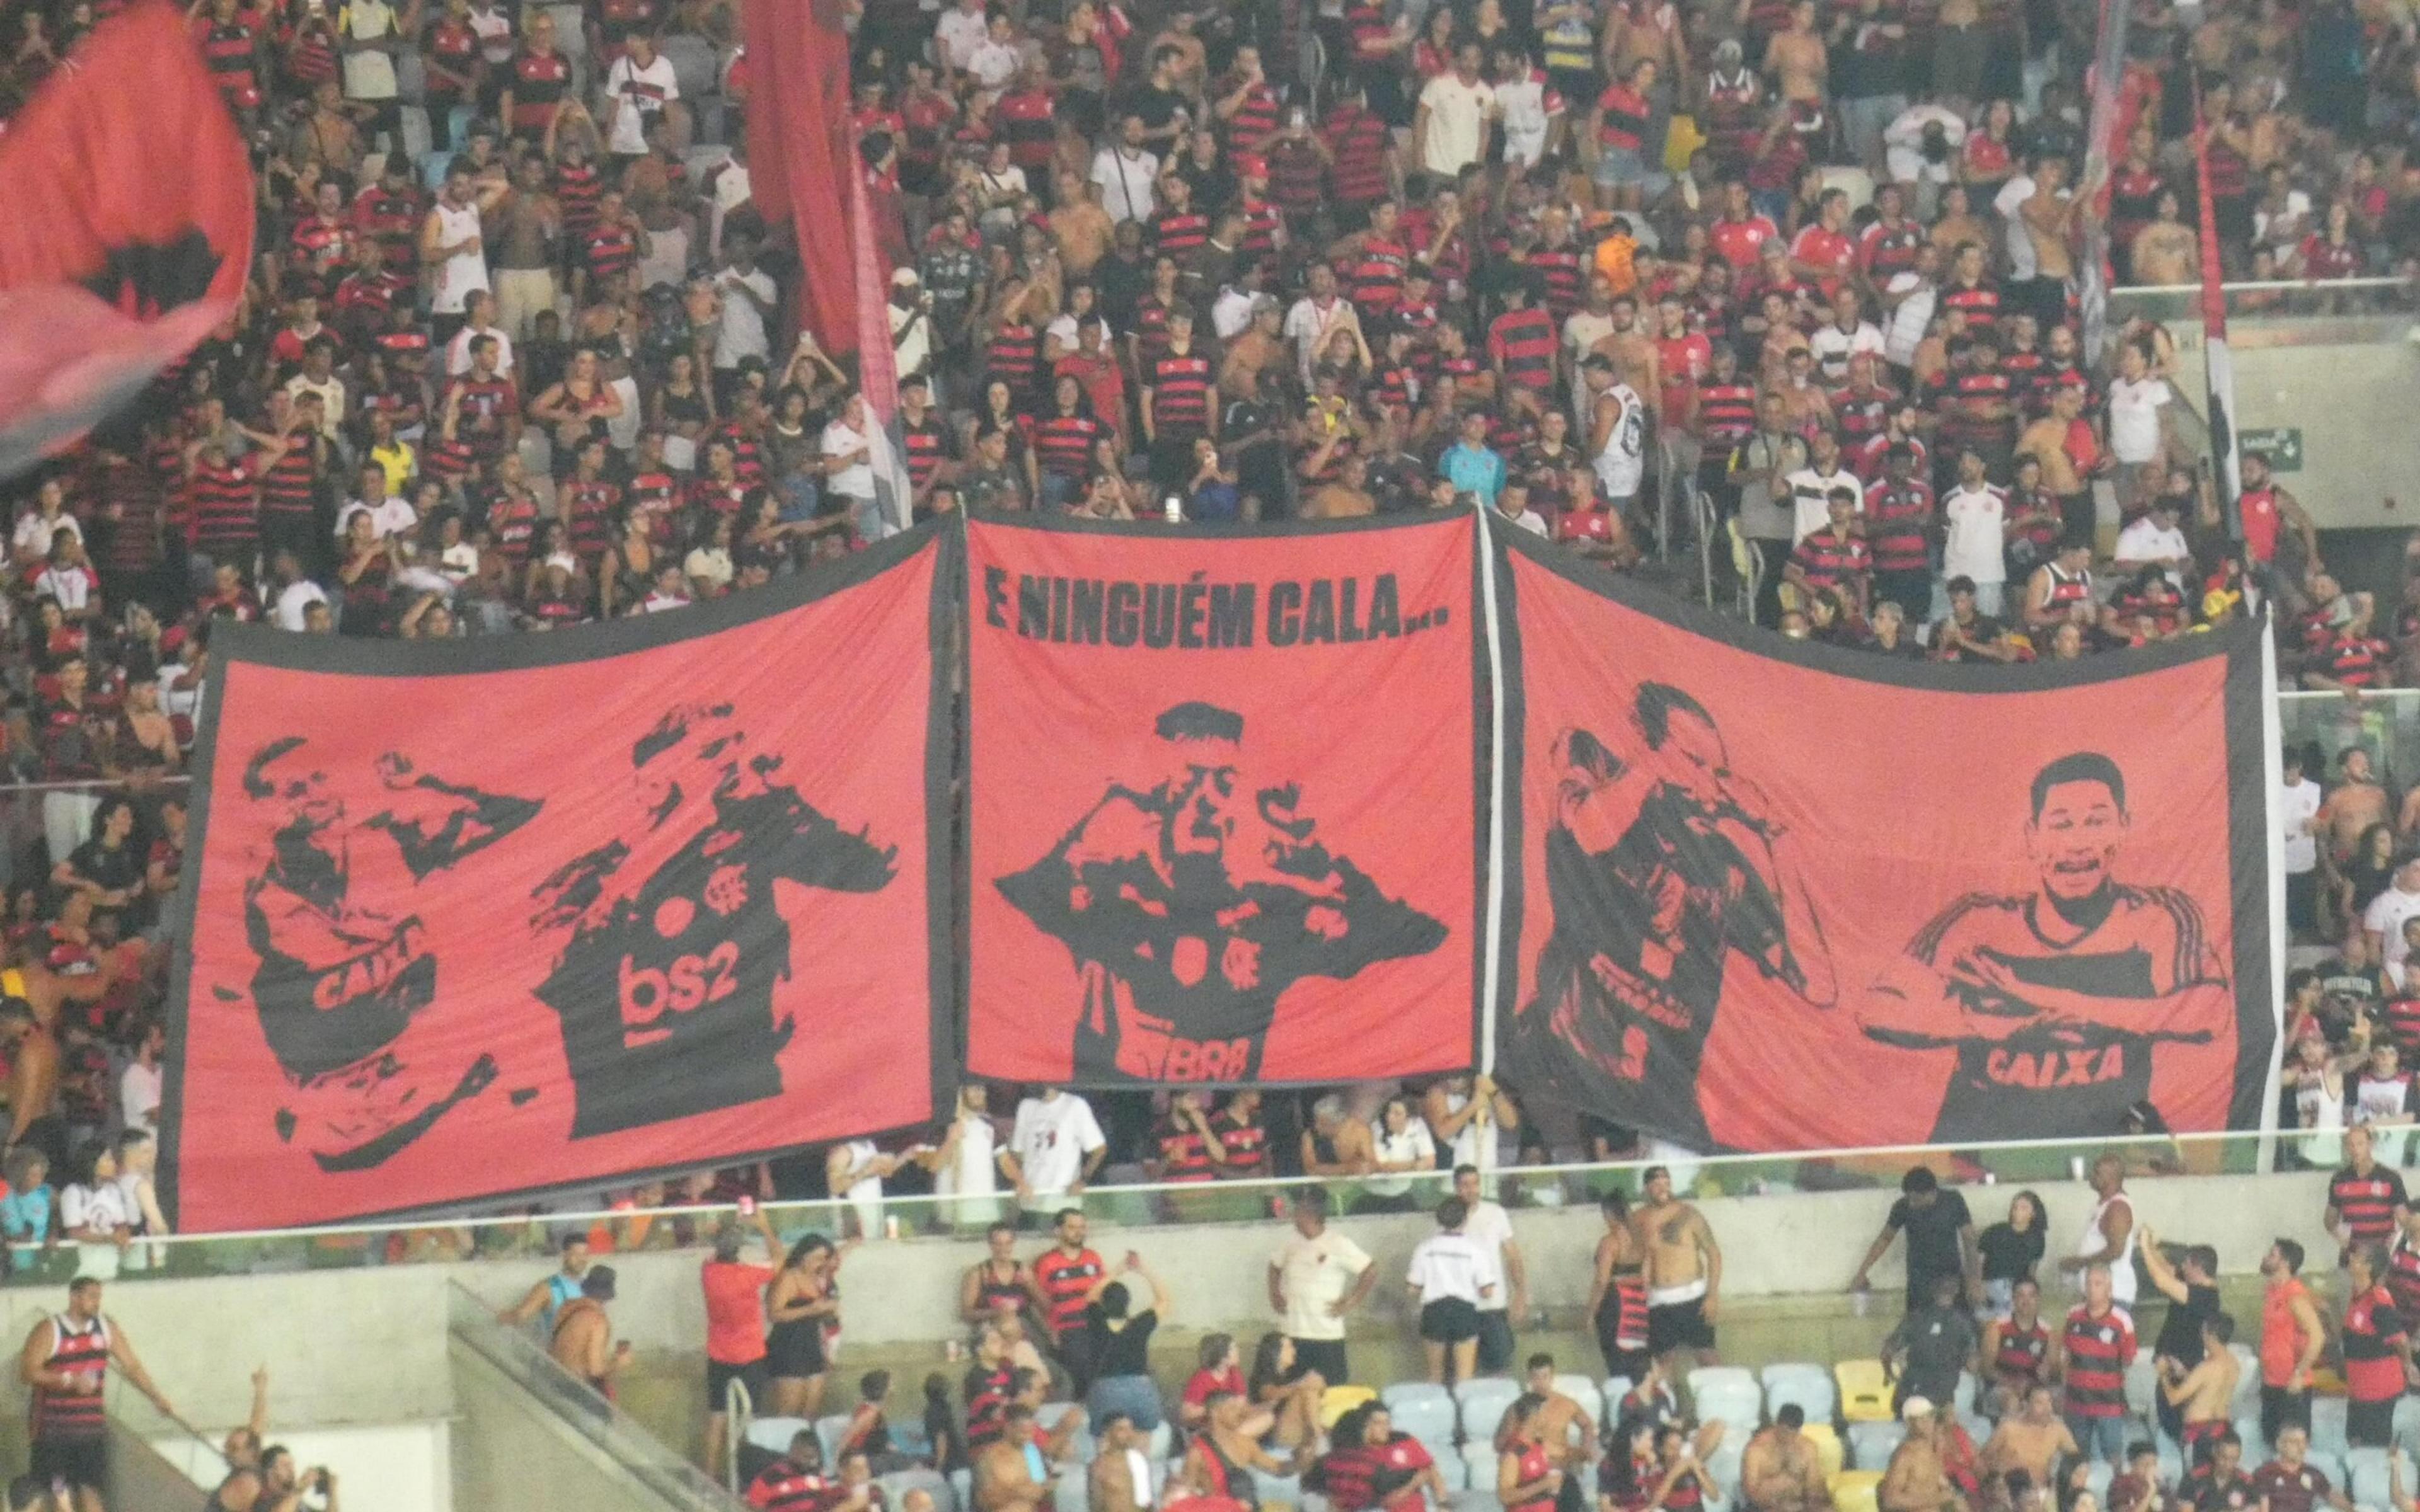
[1088,1414,1153,1512]
[1494,1354,1597,1511]
[975,1404,1052,1512]
[2319,748,2391,867]
[1741,1404,1834,1512]
[1591,297,1662,412]
[547,1267,629,1399]
[1762,0,1829,104]
[1302,1096,1378,1177]
[2160,1314,2242,1466]
[1049,170,1115,277]
[1880,1399,1956,1512]
[1981,1385,2080,1490]
[1174,1391,1301,1506]
[1634,1166,1722,1368]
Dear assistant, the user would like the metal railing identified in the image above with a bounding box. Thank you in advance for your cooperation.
[2108,275,2417,320]
[446,1281,745,1509]
[4,1126,2343,1283]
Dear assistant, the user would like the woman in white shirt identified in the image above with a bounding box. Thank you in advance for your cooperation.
[683,515,737,598]
[1407,1198,1501,1383]
[60,1141,132,1281]
[1362,1097,1438,1210]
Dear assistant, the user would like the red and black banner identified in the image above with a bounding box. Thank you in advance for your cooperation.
[964,514,1484,1087]
[0,3,253,475]
[164,529,955,1230]
[1495,532,2274,1152]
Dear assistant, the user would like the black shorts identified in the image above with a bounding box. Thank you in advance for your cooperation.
[1420,1298,1481,1344]
[1477,1310,1517,1373]
[1286,1337,1348,1385]
[2349,1396,2397,1448]
[31,1435,106,1494]
[1647,1297,1716,1354]
[706,1357,769,1414]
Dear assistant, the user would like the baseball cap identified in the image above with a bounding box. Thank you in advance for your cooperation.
[892,266,921,287]
[1901,1396,1935,1421]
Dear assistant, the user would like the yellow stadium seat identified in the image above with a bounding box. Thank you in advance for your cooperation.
[1831,1470,1884,1512]
[1320,1385,1377,1429]
[1836,1360,1894,1423]
[1802,1423,1845,1480]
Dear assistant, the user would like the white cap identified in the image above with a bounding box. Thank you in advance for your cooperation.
[1901,1396,1935,1421]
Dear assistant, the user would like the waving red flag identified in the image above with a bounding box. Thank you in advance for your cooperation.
[0,2,254,475]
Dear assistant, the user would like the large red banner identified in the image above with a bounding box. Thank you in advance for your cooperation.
[1497,535,2274,1151]
[164,531,954,1230]
[965,515,1482,1086]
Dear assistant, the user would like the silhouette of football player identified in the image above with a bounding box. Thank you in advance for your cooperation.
[239,738,541,1171]
[996,701,1448,1083]
[529,701,896,1139]
[1503,682,1835,1150]
[1860,751,2232,1142]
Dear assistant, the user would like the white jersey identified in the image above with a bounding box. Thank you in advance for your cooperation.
[429,202,489,314]
[1591,382,1647,500]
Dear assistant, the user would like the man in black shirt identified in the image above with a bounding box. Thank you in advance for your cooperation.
[2138,1225,2223,1443]
[2182,1430,2255,1512]
[1850,1167,1978,1310]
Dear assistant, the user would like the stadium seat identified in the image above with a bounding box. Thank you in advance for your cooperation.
[2232,1346,2263,1416]
[2157,1446,2183,1487]
[1706,1439,1746,1495]
[950,1470,972,1512]
[2124,1358,2158,1419]
[1763,1363,1838,1425]
[2085,1463,2112,1500]
[1262,1474,1305,1506]
[2346,1446,2409,1508]
[1829,1469,1884,1512]
[1148,1422,1173,1463]
[1802,1424,1845,1480]
[1846,1421,1905,1470]
[1603,1378,1636,1419]
[817,1413,856,1462]
[1322,1385,1379,1429]
[2233,1416,2267,1464]
[1836,1361,1894,1423]
[1688,1367,1762,1430]
[2314,1398,2353,1458]
[1053,1467,1088,1512]
[747,1416,814,1454]
[1427,1453,1468,1492]
[1458,1379,1524,1441]
[1382,1383,1459,1447]
[1554,1374,1606,1428]
[1461,1443,1502,1504]
[881,1470,954,1512]
[892,1419,934,1460]
[2394,1397,2420,1457]
[2306,1453,2346,1494]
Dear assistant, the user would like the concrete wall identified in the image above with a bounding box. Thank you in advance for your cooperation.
[151,1423,452,1512]
[454,1167,2341,1356]
[449,1337,690,1512]
[2150,316,2420,531]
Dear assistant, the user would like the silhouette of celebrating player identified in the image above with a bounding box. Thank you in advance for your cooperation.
[239,737,541,1171]
[1504,683,1835,1150]
[998,701,1446,1082]
[530,701,896,1138]
[1860,751,2232,1141]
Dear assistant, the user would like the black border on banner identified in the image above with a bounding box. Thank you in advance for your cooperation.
[159,522,962,1231]
[1489,524,2278,1142]
[957,508,1488,1089]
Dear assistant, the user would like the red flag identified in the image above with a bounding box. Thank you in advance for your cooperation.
[742,0,857,355]
[0,2,253,473]
[2191,81,2242,514]
[850,125,898,422]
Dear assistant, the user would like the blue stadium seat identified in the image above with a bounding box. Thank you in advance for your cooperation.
[1688,1368,1763,1431]
[880,1470,955,1512]
[2305,1452,2347,1494]
[2084,1463,2112,1501]
[1763,1364,1838,1425]
[2313,1398,2353,1458]
[1383,1383,1460,1447]
[2233,1416,2267,1465]
[747,1416,814,1455]
[2231,1347,2262,1418]
[1604,1378,1636,1419]
[816,1414,854,1463]
[1458,1380,1523,1442]
[2124,1358,2158,1419]
[1053,1466,1088,1512]
[1847,1421,1905,1470]
[1555,1375,1606,1429]
[1262,1473,1305,1506]
[950,1470,972,1512]
[1460,1443,1503,1509]
[1426,1451,1468,1492]
[2395,1397,2420,1458]
[2345,1445,2408,1508]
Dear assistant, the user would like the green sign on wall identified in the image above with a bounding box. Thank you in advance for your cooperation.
[2239,427,2304,472]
